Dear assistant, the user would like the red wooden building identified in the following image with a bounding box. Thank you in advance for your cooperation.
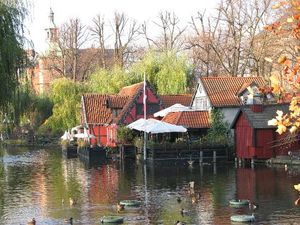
[231,104,300,160]
[81,81,162,147]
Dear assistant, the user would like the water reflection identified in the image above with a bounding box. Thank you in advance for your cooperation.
[0,146,300,224]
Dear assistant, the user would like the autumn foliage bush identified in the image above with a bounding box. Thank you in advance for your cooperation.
[266,0,300,134]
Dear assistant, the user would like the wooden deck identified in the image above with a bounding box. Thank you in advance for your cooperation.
[121,143,230,161]
[62,145,78,158]
[147,146,228,161]
[77,146,107,162]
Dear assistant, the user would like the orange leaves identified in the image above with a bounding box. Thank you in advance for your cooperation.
[271,97,300,134]
[268,110,290,134]
[267,0,300,135]
[287,14,300,23]
[293,14,300,20]
[272,1,288,9]
[278,55,287,64]
[272,84,283,95]
[264,22,281,32]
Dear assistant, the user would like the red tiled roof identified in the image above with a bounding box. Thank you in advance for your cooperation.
[236,81,258,96]
[83,81,161,125]
[114,82,144,124]
[119,82,144,97]
[200,76,266,107]
[162,111,210,128]
[160,94,192,108]
[82,94,128,124]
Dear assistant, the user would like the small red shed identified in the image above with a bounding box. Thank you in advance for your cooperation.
[231,104,299,160]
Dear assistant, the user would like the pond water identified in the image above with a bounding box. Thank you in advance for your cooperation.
[0,146,300,225]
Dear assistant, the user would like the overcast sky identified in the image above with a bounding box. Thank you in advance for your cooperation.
[26,0,218,52]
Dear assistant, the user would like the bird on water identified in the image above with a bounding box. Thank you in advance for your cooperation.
[27,218,36,225]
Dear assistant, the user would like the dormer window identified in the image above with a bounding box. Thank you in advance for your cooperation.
[112,108,122,119]
[241,96,248,105]
[198,84,203,94]
[194,97,207,110]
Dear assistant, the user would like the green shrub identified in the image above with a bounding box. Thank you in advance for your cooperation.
[117,126,136,144]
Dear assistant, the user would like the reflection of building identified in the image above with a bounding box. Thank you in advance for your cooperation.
[236,167,293,202]
[89,165,119,204]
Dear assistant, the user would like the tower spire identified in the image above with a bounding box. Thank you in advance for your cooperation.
[48,7,56,28]
[45,7,58,51]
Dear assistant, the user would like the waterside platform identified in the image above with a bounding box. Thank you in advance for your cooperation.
[62,145,78,158]
[77,146,107,162]
[266,155,300,165]
[121,144,231,162]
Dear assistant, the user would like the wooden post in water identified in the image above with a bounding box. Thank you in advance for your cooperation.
[251,157,255,169]
[213,151,216,163]
[238,158,242,166]
[143,73,147,161]
[199,151,203,164]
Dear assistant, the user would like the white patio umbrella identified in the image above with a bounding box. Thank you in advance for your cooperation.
[71,125,86,134]
[74,128,96,139]
[127,118,187,134]
[154,103,192,117]
[61,131,72,140]
[127,118,158,131]
[145,121,187,133]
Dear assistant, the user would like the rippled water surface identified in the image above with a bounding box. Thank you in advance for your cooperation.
[0,146,300,225]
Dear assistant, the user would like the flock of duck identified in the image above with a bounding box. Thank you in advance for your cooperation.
[27,217,73,225]
[25,181,300,224]
[173,181,201,225]
[26,197,76,225]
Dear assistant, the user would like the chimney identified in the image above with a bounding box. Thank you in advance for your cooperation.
[250,104,263,113]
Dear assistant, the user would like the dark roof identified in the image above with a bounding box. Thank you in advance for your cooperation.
[160,94,192,107]
[162,111,210,128]
[231,104,289,129]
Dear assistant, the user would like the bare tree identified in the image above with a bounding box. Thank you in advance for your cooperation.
[90,14,107,68]
[47,18,90,81]
[67,18,89,81]
[112,12,140,68]
[188,11,222,76]
[188,0,273,77]
[142,11,187,52]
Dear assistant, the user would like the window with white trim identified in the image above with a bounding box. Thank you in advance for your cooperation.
[194,97,208,110]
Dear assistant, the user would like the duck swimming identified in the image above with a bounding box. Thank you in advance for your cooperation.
[249,202,258,210]
[117,203,125,212]
[27,218,36,225]
[177,197,182,203]
[64,217,73,224]
[180,208,188,216]
[69,197,77,206]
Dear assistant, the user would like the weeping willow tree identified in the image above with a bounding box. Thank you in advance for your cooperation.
[0,0,28,122]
